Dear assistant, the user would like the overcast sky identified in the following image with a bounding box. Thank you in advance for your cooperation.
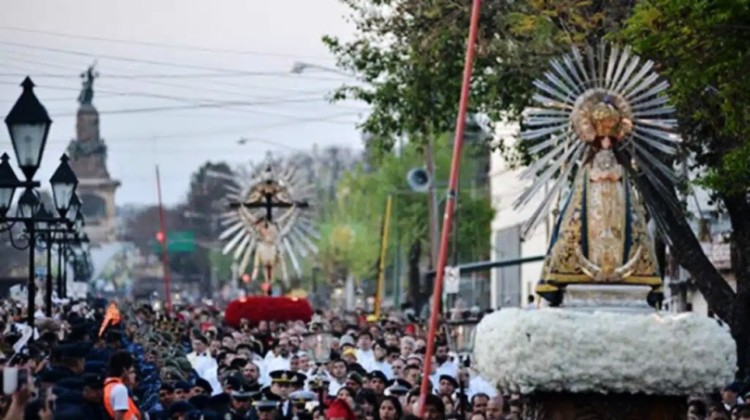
[0,0,363,206]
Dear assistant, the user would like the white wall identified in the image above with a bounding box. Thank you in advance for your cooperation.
[489,123,549,309]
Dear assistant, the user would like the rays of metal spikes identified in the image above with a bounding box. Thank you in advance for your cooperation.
[515,42,682,238]
[212,158,318,277]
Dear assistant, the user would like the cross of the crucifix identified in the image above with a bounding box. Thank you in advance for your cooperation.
[230,187,309,222]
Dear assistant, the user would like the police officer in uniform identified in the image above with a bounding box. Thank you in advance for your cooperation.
[292,372,307,393]
[253,390,282,420]
[288,390,316,420]
[222,383,260,420]
[269,370,294,418]
[306,374,331,408]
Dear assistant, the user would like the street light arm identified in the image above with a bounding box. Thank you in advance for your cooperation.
[6,227,33,251]
[290,61,354,77]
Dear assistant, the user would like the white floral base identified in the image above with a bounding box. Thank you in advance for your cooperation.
[473,308,736,395]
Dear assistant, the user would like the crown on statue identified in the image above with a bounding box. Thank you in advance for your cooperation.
[591,102,625,138]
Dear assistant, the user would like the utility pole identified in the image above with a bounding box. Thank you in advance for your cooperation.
[155,165,172,314]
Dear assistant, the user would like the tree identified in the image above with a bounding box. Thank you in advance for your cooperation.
[324,0,636,152]
[316,135,494,306]
[326,0,750,374]
[620,0,750,377]
[185,161,234,289]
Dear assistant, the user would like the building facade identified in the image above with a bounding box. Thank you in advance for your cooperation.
[488,123,550,310]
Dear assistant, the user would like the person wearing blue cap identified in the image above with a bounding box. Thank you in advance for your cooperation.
[51,342,89,376]
[253,389,281,420]
[221,382,260,419]
[270,370,294,417]
[149,383,175,420]
[289,389,316,419]
[367,370,388,396]
[723,381,745,411]
[79,373,108,419]
[168,400,196,419]
[191,377,213,398]
[174,380,192,401]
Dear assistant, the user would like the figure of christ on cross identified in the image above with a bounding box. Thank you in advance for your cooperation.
[229,175,309,294]
[234,178,310,222]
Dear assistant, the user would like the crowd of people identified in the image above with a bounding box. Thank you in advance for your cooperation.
[0,297,748,420]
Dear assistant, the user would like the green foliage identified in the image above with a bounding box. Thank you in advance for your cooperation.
[209,249,235,283]
[315,135,494,281]
[324,0,636,153]
[620,0,750,196]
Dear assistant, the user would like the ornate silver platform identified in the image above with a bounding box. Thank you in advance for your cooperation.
[561,285,655,314]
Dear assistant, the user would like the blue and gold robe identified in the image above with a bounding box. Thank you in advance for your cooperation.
[536,150,661,298]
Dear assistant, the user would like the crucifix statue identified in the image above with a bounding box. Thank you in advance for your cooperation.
[235,166,310,221]
[229,166,310,291]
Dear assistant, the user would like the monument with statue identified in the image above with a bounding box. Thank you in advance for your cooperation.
[473,44,735,419]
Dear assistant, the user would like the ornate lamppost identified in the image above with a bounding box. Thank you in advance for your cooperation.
[64,231,92,296]
[0,77,80,327]
[304,318,335,365]
[445,309,481,356]
[445,309,481,420]
[54,193,82,297]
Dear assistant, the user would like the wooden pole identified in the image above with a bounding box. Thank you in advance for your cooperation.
[418,0,482,415]
[156,165,172,314]
[374,195,393,317]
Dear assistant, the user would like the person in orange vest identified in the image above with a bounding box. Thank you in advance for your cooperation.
[103,350,141,420]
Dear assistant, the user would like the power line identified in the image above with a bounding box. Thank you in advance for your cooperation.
[0,48,355,96]
[0,71,321,79]
[0,26,336,61]
[0,79,344,110]
[0,41,348,82]
[52,98,359,117]
[42,111,361,146]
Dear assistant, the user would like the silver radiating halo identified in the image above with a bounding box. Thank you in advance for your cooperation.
[213,156,318,278]
[515,42,681,238]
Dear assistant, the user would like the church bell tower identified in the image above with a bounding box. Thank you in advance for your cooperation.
[67,65,120,244]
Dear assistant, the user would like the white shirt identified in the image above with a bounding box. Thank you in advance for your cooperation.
[109,383,129,411]
[188,352,222,393]
[369,360,394,379]
[356,349,375,371]
[468,375,498,398]
[328,378,344,396]
[435,360,458,378]
[266,355,291,372]
[263,353,290,384]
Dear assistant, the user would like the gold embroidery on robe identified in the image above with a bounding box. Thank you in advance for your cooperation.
[540,149,661,287]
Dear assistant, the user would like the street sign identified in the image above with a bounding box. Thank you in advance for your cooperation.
[444,266,460,294]
[151,231,196,253]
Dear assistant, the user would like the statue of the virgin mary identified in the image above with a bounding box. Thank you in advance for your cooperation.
[514,44,681,307]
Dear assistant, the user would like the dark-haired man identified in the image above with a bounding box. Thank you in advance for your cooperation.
[103,350,140,420]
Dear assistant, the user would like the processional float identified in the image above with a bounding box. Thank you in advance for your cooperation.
[214,156,318,293]
[473,44,735,419]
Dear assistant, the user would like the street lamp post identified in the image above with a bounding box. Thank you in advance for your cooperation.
[57,193,81,296]
[0,77,81,328]
[35,204,81,315]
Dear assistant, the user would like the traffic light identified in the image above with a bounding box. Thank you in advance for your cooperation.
[156,231,166,244]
